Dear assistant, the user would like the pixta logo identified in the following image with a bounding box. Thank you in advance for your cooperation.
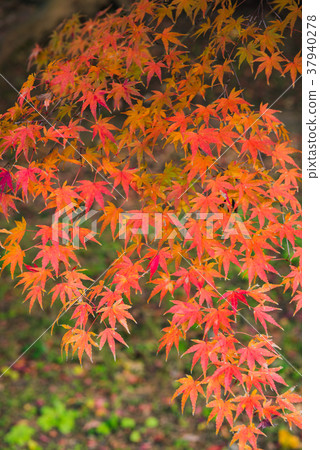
[52,203,99,248]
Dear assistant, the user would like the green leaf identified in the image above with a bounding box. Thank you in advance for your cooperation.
[120,417,136,429]
[129,430,141,443]
[144,416,159,428]
[5,423,35,446]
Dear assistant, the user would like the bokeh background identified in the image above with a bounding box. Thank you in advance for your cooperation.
[0,1,301,449]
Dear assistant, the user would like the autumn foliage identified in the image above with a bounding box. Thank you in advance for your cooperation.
[0,0,301,448]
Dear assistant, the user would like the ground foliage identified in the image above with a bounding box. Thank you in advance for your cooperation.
[0,0,302,448]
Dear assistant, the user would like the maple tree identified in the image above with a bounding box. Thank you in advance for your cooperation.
[0,0,302,448]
